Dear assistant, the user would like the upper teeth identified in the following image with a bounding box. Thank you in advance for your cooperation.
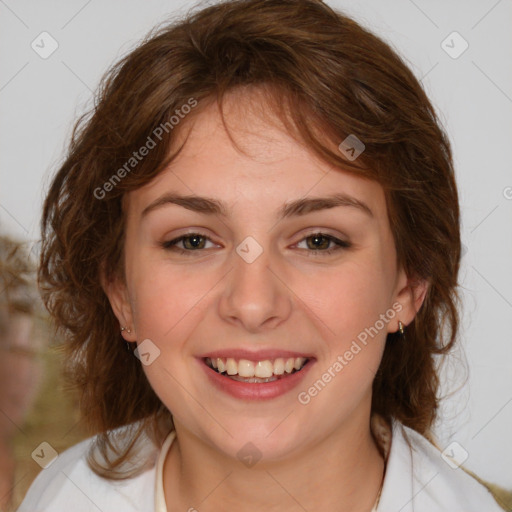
[206,357,308,378]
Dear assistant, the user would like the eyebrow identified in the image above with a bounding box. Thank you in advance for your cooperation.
[141,192,373,220]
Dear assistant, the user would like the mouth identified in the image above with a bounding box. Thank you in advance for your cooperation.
[203,356,311,383]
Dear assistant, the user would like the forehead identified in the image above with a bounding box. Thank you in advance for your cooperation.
[125,89,388,221]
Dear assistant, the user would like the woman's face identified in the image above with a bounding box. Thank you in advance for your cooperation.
[107,90,424,462]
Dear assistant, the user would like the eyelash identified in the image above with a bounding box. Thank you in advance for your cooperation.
[160,232,351,257]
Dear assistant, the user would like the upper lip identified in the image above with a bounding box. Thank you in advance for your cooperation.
[197,349,314,362]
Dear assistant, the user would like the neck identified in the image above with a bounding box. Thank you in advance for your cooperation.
[163,413,385,512]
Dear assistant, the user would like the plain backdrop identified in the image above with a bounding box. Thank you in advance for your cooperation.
[1,0,511,489]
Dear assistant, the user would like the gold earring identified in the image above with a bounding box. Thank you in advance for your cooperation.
[398,321,404,335]
[121,326,132,334]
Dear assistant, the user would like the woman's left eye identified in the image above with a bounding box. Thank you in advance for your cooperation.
[161,232,350,256]
[294,233,351,255]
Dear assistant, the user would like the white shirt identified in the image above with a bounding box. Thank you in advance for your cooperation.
[17,418,503,512]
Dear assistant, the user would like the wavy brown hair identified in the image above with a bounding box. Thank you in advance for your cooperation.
[39,0,461,478]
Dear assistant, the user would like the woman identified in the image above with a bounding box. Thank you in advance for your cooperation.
[18,0,507,510]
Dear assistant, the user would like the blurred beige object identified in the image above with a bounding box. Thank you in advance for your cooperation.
[0,235,44,511]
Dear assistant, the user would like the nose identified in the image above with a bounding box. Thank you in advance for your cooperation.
[218,239,292,333]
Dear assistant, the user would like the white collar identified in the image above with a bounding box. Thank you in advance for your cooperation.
[154,429,176,512]
[376,419,503,511]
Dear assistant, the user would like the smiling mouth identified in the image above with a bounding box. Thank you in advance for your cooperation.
[204,356,310,383]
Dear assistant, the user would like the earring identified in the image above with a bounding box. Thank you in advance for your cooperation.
[121,327,134,351]
[398,321,405,336]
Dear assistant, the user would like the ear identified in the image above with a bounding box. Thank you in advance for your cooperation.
[389,266,429,333]
[100,269,137,342]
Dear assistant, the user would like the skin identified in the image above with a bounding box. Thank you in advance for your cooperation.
[104,88,428,512]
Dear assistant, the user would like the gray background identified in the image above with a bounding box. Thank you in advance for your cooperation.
[1,0,511,488]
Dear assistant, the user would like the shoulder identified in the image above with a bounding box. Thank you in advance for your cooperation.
[377,419,504,512]
[17,428,158,512]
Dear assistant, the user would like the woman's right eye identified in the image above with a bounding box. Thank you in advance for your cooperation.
[161,233,216,255]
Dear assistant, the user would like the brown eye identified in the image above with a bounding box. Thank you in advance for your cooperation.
[306,234,331,250]
[296,233,351,255]
[161,233,215,254]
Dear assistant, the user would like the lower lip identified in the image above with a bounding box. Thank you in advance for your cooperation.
[198,358,315,400]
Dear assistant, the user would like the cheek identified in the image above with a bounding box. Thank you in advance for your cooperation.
[128,257,214,347]
[292,260,391,417]
[291,256,394,409]
[127,263,211,416]
[297,257,393,340]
